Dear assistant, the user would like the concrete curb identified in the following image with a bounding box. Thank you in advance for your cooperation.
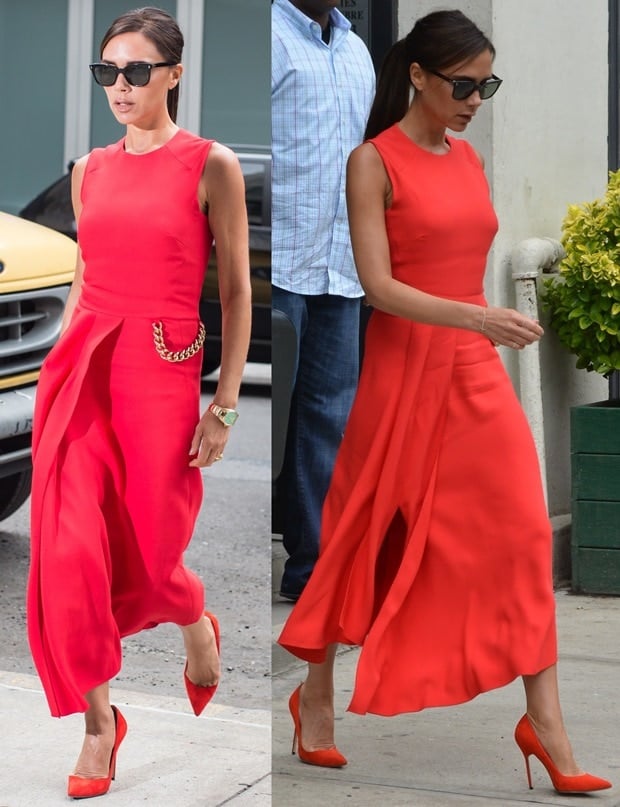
[0,671,271,806]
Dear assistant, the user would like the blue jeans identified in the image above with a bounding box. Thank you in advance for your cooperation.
[272,287,360,598]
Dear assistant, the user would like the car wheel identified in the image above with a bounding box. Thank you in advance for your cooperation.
[0,469,32,521]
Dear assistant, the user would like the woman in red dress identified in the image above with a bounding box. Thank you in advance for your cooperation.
[27,7,251,799]
[278,9,611,795]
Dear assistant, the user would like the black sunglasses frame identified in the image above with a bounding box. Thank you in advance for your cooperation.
[428,69,503,101]
[89,61,177,87]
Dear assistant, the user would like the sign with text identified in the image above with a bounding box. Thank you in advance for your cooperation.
[340,0,370,48]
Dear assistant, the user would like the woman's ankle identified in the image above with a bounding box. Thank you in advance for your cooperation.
[84,704,115,735]
[300,681,334,708]
[182,615,220,686]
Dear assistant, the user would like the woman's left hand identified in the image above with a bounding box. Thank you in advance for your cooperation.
[189,412,230,467]
[481,306,544,349]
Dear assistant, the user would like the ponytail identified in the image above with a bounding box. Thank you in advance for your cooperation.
[167,85,179,123]
[364,38,411,140]
[364,10,496,141]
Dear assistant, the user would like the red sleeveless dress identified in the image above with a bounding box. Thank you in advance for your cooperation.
[27,129,214,717]
[279,125,557,716]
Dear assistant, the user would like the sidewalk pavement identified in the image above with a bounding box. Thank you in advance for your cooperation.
[0,671,270,806]
[272,546,620,807]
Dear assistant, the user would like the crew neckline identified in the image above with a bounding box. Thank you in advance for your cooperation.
[122,127,182,156]
[393,123,453,157]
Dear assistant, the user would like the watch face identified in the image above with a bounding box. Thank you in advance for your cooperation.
[223,410,239,426]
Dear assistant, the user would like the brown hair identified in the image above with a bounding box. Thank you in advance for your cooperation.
[365,10,495,140]
[100,6,184,122]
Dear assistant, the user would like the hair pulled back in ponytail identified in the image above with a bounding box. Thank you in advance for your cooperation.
[100,6,184,123]
[364,10,495,140]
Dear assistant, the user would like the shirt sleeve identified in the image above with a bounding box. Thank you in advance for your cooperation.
[271,25,287,94]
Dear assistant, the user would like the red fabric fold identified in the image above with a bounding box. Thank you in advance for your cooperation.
[278,126,557,716]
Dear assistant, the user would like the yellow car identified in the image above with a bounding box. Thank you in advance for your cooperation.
[0,212,76,520]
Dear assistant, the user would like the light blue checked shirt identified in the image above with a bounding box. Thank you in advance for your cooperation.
[272,0,375,297]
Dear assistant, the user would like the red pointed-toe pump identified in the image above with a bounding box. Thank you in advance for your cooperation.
[514,714,612,794]
[184,610,221,716]
[288,684,347,768]
[67,705,128,800]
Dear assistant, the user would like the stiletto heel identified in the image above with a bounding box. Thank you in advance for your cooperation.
[514,714,612,794]
[184,610,220,716]
[288,684,347,768]
[522,751,533,789]
[67,705,127,799]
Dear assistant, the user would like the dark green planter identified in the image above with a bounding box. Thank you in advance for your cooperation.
[571,400,620,594]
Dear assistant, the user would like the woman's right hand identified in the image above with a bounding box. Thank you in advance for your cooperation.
[479,306,544,350]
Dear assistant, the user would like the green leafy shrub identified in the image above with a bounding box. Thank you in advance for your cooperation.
[542,170,620,375]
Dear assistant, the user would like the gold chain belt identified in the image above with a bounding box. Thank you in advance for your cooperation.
[152,321,206,362]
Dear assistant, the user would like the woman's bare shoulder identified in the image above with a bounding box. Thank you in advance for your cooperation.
[70,154,91,209]
[204,141,241,174]
[348,140,385,170]
[347,140,391,205]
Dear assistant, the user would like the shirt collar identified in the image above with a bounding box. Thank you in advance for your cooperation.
[274,0,351,42]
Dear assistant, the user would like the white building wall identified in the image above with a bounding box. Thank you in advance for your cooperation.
[397,0,608,515]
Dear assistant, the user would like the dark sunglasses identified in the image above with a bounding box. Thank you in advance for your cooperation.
[428,69,503,101]
[89,61,177,87]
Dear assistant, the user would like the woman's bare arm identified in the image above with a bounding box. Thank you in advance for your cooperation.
[190,143,252,467]
[60,156,88,333]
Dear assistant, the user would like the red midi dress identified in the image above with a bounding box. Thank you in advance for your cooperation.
[278,124,558,716]
[27,129,214,717]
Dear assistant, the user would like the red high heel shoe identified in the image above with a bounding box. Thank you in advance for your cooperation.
[184,610,221,716]
[288,684,347,768]
[67,705,127,800]
[514,714,612,794]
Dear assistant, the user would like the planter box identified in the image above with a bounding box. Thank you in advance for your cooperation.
[571,400,620,594]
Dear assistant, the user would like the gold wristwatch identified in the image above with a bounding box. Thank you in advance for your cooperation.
[208,402,239,427]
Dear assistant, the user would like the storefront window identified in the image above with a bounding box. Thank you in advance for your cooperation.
[0,0,68,212]
[339,0,396,70]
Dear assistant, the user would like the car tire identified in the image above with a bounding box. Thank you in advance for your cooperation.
[0,469,32,521]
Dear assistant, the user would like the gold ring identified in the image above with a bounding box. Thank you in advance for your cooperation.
[214,454,224,461]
